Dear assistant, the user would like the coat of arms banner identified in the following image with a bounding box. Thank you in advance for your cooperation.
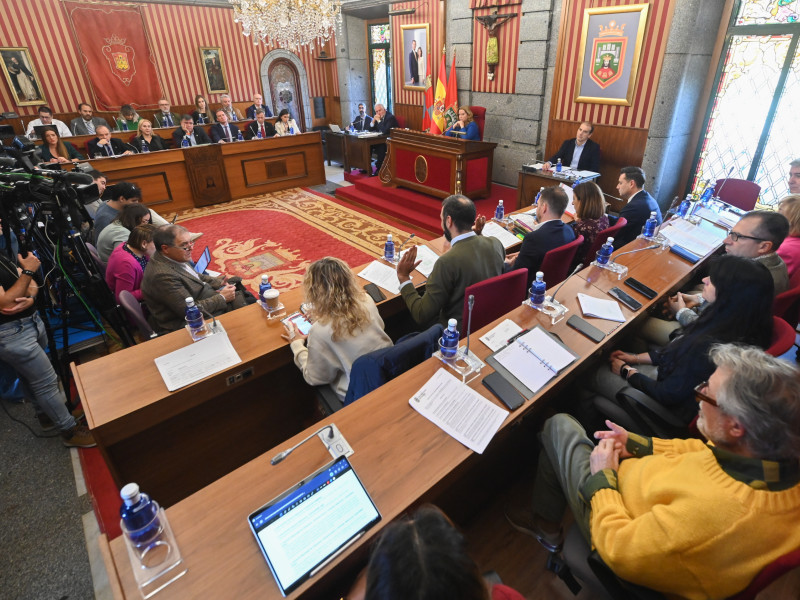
[63,1,164,111]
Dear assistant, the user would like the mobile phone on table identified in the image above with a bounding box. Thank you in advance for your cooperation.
[281,311,312,335]
[566,315,605,343]
[364,282,386,302]
[608,287,643,311]
[482,372,525,411]
[624,277,657,299]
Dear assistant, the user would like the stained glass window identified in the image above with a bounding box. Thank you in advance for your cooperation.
[368,22,392,112]
[736,0,799,25]
[370,24,390,44]
[372,49,389,108]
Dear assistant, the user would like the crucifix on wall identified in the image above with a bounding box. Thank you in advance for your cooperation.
[474,8,517,80]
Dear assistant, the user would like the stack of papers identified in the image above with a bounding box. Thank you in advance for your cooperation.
[479,319,524,352]
[660,219,723,257]
[358,261,402,295]
[482,221,521,249]
[399,244,439,277]
[577,293,625,322]
[155,331,242,392]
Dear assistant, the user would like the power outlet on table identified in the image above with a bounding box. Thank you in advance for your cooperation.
[226,367,254,386]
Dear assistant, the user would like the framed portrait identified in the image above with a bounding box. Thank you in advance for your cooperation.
[0,47,46,106]
[400,24,430,91]
[200,47,229,94]
[574,4,649,106]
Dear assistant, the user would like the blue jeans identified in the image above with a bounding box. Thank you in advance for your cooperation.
[0,312,75,432]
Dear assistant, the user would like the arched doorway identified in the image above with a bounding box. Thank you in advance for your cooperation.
[260,50,312,131]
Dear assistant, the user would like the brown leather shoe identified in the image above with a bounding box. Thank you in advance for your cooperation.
[61,424,96,448]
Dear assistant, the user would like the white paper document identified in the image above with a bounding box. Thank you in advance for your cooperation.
[482,221,521,249]
[409,368,508,454]
[358,261,402,295]
[480,319,524,352]
[560,183,576,217]
[492,327,576,396]
[155,332,242,392]
[578,293,626,322]
[660,223,717,257]
[399,244,440,278]
[695,206,739,229]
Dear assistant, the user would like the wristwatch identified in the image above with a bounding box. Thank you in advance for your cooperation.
[620,364,634,380]
[21,269,36,277]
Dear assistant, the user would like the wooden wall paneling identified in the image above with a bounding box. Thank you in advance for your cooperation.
[393,103,423,131]
[184,145,231,208]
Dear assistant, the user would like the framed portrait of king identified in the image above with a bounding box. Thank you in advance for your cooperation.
[574,4,649,106]
[0,47,46,106]
[400,24,429,91]
[200,47,229,94]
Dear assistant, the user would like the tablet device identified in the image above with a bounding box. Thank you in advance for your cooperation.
[194,246,211,274]
[281,311,312,336]
[248,456,381,596]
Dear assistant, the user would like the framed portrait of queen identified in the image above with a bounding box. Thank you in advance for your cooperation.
[0,47,46,106]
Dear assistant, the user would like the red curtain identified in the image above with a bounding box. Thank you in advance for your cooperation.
[63,1,163,111]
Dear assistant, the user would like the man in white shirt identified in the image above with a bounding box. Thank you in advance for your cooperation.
[26,106,72,139]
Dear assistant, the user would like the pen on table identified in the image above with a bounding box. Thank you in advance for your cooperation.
[507,329,529,344]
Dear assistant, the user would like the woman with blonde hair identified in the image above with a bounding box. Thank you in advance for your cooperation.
[132,119,167,152]
[444,106,480,141]
[777,194,800,279]
[283,257,392,401]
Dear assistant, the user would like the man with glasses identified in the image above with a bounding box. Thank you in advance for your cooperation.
[141,225,247,333]
[25,105,72,138]
[723,210,789,294]
[507,344,800,599]
[153,99,180,128]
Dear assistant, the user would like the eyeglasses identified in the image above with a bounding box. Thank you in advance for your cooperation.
[726,230,767,243]
[694,381,718,407]
[171,241,195,251]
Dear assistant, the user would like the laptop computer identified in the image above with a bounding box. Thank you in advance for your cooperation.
[194,246,211,274]
[329,124,342,133]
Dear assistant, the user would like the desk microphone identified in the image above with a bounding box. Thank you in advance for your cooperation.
[714,165,736,198]
[603,192,625,203]
[396,233,415,254]
[609,244,661,264]
[464,294,474,357]
[547,263,583,304]
[122,142,140,154]
[271,425,335,465]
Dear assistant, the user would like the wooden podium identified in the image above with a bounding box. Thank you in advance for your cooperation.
[384,130,496,199]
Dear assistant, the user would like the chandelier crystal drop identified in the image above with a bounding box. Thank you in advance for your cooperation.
[229,0,343,51]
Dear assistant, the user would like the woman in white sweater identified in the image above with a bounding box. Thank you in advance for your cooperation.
[283,257,392,400]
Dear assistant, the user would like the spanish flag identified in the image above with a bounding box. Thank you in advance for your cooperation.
[430,48,447,135]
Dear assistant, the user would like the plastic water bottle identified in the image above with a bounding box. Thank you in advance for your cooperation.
[237,130,244,142]
[349,124,355,134]
[121,121,128,131]
[259,275,272,301]
[643,211,658,237]
[120,483,161,546]
[596,237,614,265]
[699,181,715,206]
[141,140,149,153]
[289,126,295,135]
[534,187,544,205]
[181,135,190,148]
[530,271,546,306]
[185,297,205,337]
[198,115,205,124]
[677,194,692,218]
[555,158,562,173]
[383,234,395,262]
[256,128,263,139]
[495,199,505,221]
[441,318,459,358]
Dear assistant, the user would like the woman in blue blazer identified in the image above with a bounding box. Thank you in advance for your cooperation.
[444,106,480,141]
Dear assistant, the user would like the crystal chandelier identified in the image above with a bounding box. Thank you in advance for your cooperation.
[229,0,343,51]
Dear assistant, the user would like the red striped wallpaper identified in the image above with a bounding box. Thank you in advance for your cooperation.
[553,0,674,129]
[0,0,338,115]
[471,4,521,94]
[391,0,444,108]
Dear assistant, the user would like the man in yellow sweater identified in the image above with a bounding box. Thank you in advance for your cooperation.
[508,344,800,599]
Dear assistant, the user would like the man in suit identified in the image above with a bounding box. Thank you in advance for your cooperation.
[87,125,134,158]
[367,104,399,175]
[153,99,180,128]
[246,93,272,119]
[506,186,576,289]
[70,103,109,136]
[219,94,244,122]
[25,106,72,138]
[614,166,662,249]
[396,195,505,329]
[408,39,419,84]
[172,115,211,146]
[544,121,601,173]
[351,103,372,131]
[141,225,247,333]
[210,110,240,143]
[245,109,276,139]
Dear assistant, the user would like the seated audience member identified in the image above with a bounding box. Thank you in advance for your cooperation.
[444,106,480,141]
[777,194,800,279]
[506,186,576,290]
[589,255,773,428]
[0,249,95,448]
[366,104,399,174]
[25,105,72,138]
[37,126,84,164]
[87,125,133,158]
[245,93,271,119]
[97,203,152,262]
[544,121,600,173]
[219,94,243,122]
[105,223,156,303]
[788,158,800,194]
[141,225,247,332]
[397,195,505,329]
[191,95,215,125]
[245,109,276,139]
[173,115,211,146]
[613,166,662,249]
[282,257,392,401]
[508,344,800,599]
[274,109,299,136]
[83,169,107,218]
[115,104,140,132]
[570,181,609,266]
[350,103,372,131]
[93,182,142,243]
[132,119,167,152]
[723,209,789,294]
[347,505,525,600]
[210,109,240,143]
[152,99,179,128]
[69,102,109,136]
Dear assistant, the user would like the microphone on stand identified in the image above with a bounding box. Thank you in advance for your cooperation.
[603,192,625,203]
[271,425,335,465]
[464,294,474,358]
[547,263,583,304]
[714,165,736,198]
[609,244,661,264]
[396,233,416,254]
